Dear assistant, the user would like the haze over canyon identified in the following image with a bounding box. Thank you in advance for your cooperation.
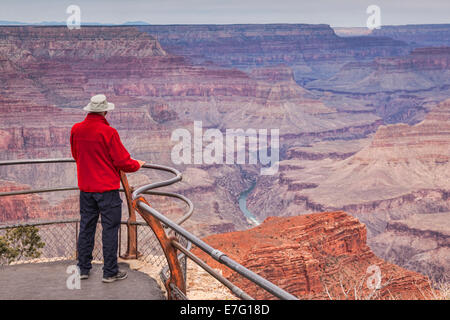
[0,23,448,298]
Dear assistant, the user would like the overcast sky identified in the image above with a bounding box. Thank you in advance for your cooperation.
[0,0,449,27]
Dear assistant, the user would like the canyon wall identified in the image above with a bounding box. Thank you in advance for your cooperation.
[302,98,450,207]
[370,212,450,283]
[0,25,448,289]
[0,180,79,222]
[307,47,450,94]
[370,24,450,47]
[193,211,433,300]
[247,99,450,282]
[0,25,386,230]
[138,24,409,82]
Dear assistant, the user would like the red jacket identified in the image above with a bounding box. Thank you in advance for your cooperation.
[70,113,140,192]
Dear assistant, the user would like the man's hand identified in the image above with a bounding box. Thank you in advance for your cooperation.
[136,160,146,168]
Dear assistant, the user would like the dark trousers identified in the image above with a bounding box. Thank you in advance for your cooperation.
[77,190,122,277]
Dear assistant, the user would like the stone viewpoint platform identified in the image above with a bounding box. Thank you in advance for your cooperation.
[0,260,165,300]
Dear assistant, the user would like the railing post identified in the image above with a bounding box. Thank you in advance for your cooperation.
[119,171,140,259]
[133,196,186,300]
[75,221,79,259]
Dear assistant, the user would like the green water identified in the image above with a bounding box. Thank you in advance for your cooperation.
[238,181,260,226]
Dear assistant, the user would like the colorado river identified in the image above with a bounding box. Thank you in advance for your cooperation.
[238,181,260,226]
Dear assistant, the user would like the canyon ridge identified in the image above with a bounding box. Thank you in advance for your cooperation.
[0,24,448,298]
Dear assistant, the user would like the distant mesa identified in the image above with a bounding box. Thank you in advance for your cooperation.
[0,20,151,26]
[306,46,450,93]
[370,24,450,47]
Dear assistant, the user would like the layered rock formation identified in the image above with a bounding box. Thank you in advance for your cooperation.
[0,181,48,222]
[0,26,166,60]
[0,25,387,229]
[335,24,450,48]
[307,47,450,94]
[249,99,450,215]
[247,99,450,282]
[370,212,450,283]
[0,26,381,136]
[302,98,450,208]
[370,24,450,47]
[0,180,79,222]
[305,46,450,124]
[193,211,433,300]
[138,24,408,81]
[0,25,448,289]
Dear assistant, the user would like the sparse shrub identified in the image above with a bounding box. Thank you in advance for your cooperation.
[0,226,45,265]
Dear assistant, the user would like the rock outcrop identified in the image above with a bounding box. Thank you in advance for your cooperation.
[0,180,48,222]
[0,26,381,138]
[0,25,388,231]
[246,99,450,283]
[0,25,448,288]
[193,211,433,300]
[335,24,450,48]
[0,180,79,222]
[370,212,450,283]
[307,47,450,93]
[302,98,450,207]
[138,24,408,81]
[0,26,166,60]
[249,99,450,216]
[370,24,450,47]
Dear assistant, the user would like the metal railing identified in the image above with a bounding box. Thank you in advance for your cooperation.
[0,158,298,300]
[0,218,180,270]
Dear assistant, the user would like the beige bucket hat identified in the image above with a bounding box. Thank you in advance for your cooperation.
[83,94,115,112]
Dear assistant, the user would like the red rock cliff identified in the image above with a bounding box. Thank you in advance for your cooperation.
[193,211,432,300]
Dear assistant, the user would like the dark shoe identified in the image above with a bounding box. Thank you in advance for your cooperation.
[102,270,128,283]
[80,273,89,280]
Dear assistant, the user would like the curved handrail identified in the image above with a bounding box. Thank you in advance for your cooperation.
[0,158,193,225]
[1,158,299,300]
[0,158,194,299]
[134,163,182,197]
[136,200,299,300]
[126,160,298,299]
[131,163,194,225]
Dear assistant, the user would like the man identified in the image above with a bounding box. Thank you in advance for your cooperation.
[70,94,145,283]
